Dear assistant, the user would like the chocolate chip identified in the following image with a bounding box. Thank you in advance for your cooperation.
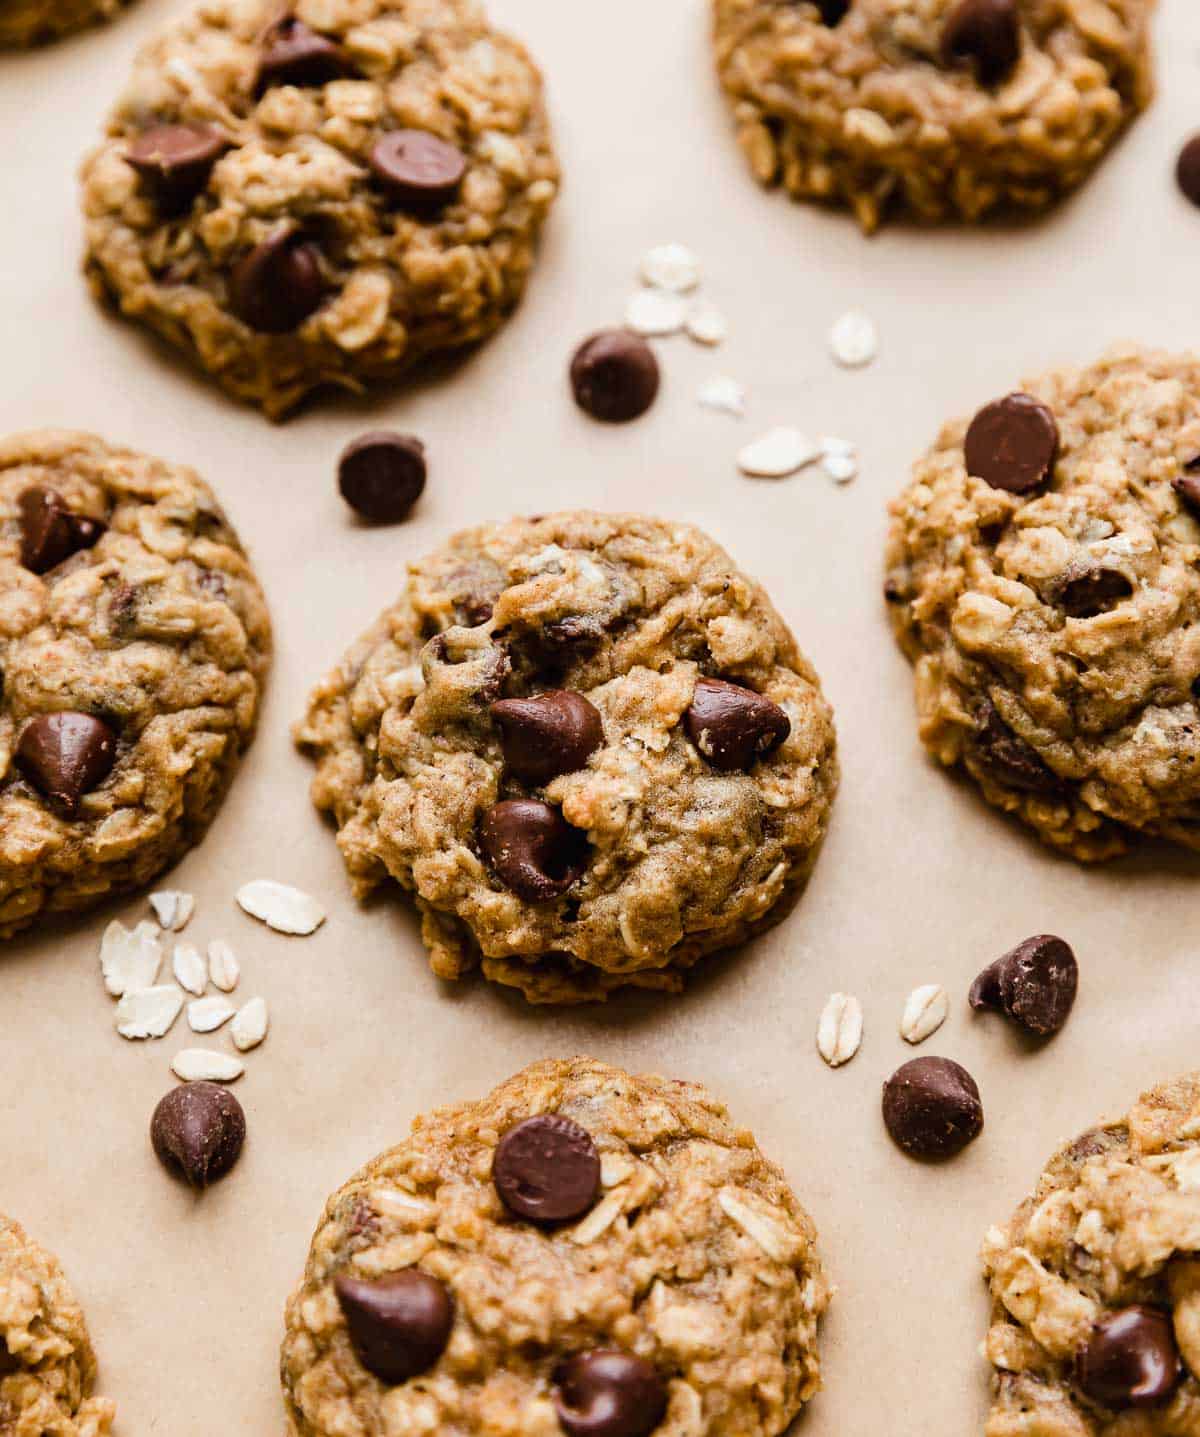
[1053,567,1133,618]
[254,16,346,94]
[969,934,1078,1037]
[684,677,790,772]
[0,1345,18,1376]
[882,1056,984,1160]
[813,0,850,24]
[369,130,466,212]
[337,432,426,522]
[941,0,1020,86]
[553,1350,668,1437]
[1173,471,1200,515]
[125,125,228,213]
[334,1270,453,1384]
[150,1082,246,1189]
[479,799,587,902]
[490,691,604,786]
[492,1114,601,1224]
[969,700,1063,795]
[16,712,118,815]
[963,393,1059,495]
[229,223,324,333]
[1076,1307,1182,1410]
[570,330,660,423]
[1177,135,1200,208]
[18,487,105,574]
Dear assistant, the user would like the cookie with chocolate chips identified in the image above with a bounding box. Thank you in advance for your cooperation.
[280,1057,830,1437]
[711,0,1154,232]
[0,0,127,47]
[79,0,559,419]
[0,430,271,938]
[295,511,838,1003]
[885,347,1200,861]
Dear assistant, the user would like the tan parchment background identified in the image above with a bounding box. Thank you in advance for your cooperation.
[1,0,1199,1431]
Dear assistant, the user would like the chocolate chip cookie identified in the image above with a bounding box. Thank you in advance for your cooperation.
[712,0,1154,232]
[295,512,838,1002]
[981,1071,1200,1433]
[79,0,559,419]
[281,1057,830,1437]
[0,1213,115,1435]
[885,346,1200,861]
[0,430,271,938]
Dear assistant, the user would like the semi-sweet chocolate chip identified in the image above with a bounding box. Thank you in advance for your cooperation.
[963,393,1059,494]
[19,487,105,574]
[570,331,660,423]
[882,1056,983,1159]
[553,1349,668,1437]
[369,130,466,211]
[492,1114,601,1224]
[334,1270,454,1384]
[490,691,603,785]
[814,0,850,25]
[126,125,228,212]
[1053,567,1133,619]
[479,799,587,901]
[684,678,790,771]
[1076,1306,1182,1409]
[969,700,1062,795]
[229,223,324,334]
[970,934,1078,1037]
[941,0,1020,86]
[150,1081,246,1189]
[16,712,118,814]
[337,433,426,523]
[1176,135,1200,209]
[254,16,345,94]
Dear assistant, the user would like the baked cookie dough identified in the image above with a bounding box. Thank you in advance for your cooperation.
[0,0,126,46]
[281,1057,830,1437]
[80,0,559,418]
[885,346,1200,861]
[0,430,271,938]
[711,0,1154,232]
[295,511,838,1002]
[982,1071,1200,1434]
[0,1213,115,1436]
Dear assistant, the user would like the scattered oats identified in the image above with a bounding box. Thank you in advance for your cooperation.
[639,242,701,293]
[829,309,878,367]
[236,880,326,936]
[187,995,236,1033]
[822,451,859,484]
[816,992,863,1067]
[624,288,688,337]
[172,942,208,997]
[231,997,269,1052]
[900,984,949,1044]
[737,426,820,479]
[697,376,746,418]
[685,301,727,346]
[115,985,184,1040]
[149,890,194,932]
[207,938,241,992]
[100,919,163,998]
[171,1048,244,1083]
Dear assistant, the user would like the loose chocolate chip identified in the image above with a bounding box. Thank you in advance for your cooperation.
[1076,1306,1182,1410]
[18,487,105,574]
[125,125,228,213]
[554,1350,668,1437]
[254,16,345,94]
[684,677,790,772]
[16,712,118,815]
[490,691,604,785]
[1053,567,1133,619]
[334,1270,453,1384]
[969,700,1063,795]
[813,0,850,24]
[369,130,467,212]
[493,1114,601,1224]
[150,1081,246,1189]
[570,330,660,423]
[969,934,1078,1037]
[964,393,1059,495]
[338,432,426,522]
[882,1056,984,1160]
[941,0,1020,87]
[479,799,587,902]
[1177,135,1200,208]
[229,223,324,333]
[1173,471,1200,515]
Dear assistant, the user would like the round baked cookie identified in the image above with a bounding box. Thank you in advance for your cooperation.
[295,511,838,1003]
[0,1213,115,1436]
[981,1071,1200,1435]
[281,1057,830,1437]
[0,430,271,938]
[79,0,559,419]
[711,0,1154,232]
[0,0,126,46]
[885,346,1200,862]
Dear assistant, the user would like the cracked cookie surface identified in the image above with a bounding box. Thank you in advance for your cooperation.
[0,0,126,46]
[295,511,838,1003]
[80,0,559,418]
[712,0,1154,232]
[281,1057,830,1437]
[885,347,1200,861]
[0,430,271,938]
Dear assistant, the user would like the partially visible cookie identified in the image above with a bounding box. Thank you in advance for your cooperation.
[885,346,1200,861]
[712,0,1154,232]
[295,511,838,1002]
[0,1213,115,1436]
[80,0,559,418]
[0,430,271,938]
[281,1057,830,1437]
[0,0,126,47]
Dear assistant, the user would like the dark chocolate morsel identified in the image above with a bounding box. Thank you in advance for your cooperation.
[963,393,1059,495]
[479,799,587,902]
[369,130,467,211]
[493,1114,601,1224]
[553,1349,668,1437]
[941,0,1020,87]
[684,678,790,772]
[15,712,118,815]
[150,1082,246,1189]
[229,223,325,333]
[882,1056,983,1159]
[337,433,426,522]
[969,934,1078,1037]
[126,125,228,211]
[334,1270,454,1384]
[1076,1306,1182,1410]
[570,331,660,423]
[490,691,604,785]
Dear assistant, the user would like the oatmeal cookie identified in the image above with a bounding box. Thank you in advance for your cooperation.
[0,0,126,46]
[712,0,1154,232]
[981,1071,1200,1435]
[281,1057,830,1437]
[79,0,559,418]
[0,1213,115,1436]
[885,346,1200,861]
[295,511,838,1003]
[0,430,271,938]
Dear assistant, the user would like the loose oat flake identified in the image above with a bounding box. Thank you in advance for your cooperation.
[116,985,184,1040]
[819,436,859,484]
[172,942,208,997]
[231,997,269,1053]
[207,938,240,992]
[624,288,688,337]
[737,427,820,478]
[829,309,878,368]
[900,984,949,1044]
[171,1049,244,1083]
[100,919,163,998]
[236,880,325,936]
[697,376,746,418]
[685,301,727,347]
[639,242,701,293]
[817,992,863,1067]
[149,890,194,932]
[187,995,236,1033]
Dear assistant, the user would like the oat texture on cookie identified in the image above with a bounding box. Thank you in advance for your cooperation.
[79,0,559,418]
[981,1071,1200,1434]
[885,347,1200,861]
[712,0,1155,232]
[0,1214,115,1435]
[295,512,838,1003]
[280,1057,830,1437]
[0,0,127,47]
[0,430,271,937]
